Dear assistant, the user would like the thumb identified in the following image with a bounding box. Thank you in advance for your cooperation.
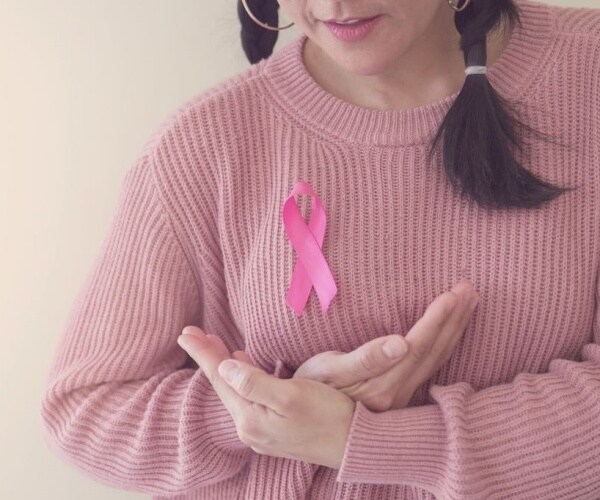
[292,335,408,387]
[218,360,292,415]
[232,350,256,365]
[343,334,408,379]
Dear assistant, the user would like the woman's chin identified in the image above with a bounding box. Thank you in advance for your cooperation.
[307,36,393,78]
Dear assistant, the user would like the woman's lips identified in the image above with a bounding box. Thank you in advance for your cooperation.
[323,15,383,43]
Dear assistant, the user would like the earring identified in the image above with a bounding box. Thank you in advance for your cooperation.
[240,0,295,31]
[448,0,472,12]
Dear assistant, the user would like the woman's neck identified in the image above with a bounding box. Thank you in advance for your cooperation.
[303,16,513,112]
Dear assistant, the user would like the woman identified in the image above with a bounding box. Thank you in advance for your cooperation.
[41,0,600,498]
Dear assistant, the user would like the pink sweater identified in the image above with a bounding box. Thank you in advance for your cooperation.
[40,1,600,498]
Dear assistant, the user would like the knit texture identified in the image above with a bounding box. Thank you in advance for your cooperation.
[40,1,600,498]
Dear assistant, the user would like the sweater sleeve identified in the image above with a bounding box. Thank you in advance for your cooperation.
[335,297,600,498]
[39,153,251,497]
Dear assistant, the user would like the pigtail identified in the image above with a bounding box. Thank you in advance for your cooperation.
[428,0,576,210]
[237,0,280,64]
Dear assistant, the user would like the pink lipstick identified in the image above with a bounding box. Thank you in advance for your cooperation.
[324,15,383,43]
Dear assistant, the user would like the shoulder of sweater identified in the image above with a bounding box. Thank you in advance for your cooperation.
[132,57,271,189]
[547,1,600,39]
[139,59,270,158]
[125,55,276,221]
[546,2,600,104]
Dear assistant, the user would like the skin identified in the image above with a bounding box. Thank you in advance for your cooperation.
[277,0,513,110]
[176,1,495,469]
[177,327,354,469]
[178,280,476,469]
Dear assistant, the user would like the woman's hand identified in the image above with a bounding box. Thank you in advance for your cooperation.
[176,327,355,469]
[292,278,479,411]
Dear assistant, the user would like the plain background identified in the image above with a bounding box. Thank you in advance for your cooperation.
[1,0,596,498]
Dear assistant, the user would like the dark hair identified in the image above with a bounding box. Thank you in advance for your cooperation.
[237,0,578,210]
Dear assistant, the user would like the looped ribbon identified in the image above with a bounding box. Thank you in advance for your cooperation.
[283,181,338,315]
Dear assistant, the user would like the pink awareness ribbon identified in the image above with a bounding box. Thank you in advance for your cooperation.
[283,181,338,315]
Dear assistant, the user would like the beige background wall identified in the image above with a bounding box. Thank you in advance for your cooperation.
[0,0,596,498]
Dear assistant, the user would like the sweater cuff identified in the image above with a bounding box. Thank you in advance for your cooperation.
[336,400,449,490]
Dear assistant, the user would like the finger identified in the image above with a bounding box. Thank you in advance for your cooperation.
[330,335,408,385]
[205,335,258,368]
[423,283,478,368]
[436,291,480,365]
[404,279,472,362]
[205,333,234,358]
[393,292,479,400]
[354,281,472,388]
[232,350,256,366]
[177,333,251,417]
[349,282,477,409]
[219,360,296,417]
[398,283,477,386]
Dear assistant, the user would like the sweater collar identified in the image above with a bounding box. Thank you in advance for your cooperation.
[261,0,555,147]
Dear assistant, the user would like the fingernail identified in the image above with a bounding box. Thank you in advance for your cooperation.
[382,338,407,359]
[219,360,239,383]
[183,326,203,338]
[177,334,195,351]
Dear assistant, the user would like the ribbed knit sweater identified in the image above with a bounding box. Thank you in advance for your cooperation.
[40,1,600,498]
